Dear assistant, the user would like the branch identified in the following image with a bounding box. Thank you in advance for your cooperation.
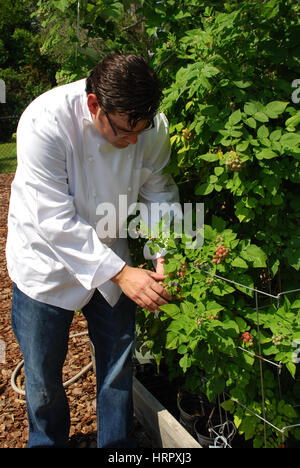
[122,18,146,31]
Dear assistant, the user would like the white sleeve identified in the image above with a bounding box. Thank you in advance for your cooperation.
[17,111,125,290]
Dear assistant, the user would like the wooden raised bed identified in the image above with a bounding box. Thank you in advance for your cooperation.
[133,376,201,448]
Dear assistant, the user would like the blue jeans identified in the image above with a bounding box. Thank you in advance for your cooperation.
[11,283,137,448]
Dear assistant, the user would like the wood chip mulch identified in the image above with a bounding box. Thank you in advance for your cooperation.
[0,173,153,449]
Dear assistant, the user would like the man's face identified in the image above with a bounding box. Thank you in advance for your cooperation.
[87,94,149,149]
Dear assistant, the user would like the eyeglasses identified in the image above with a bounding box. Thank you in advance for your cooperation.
[105,112,154,138]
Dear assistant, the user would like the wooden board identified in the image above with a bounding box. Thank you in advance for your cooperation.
[133,376,201,448]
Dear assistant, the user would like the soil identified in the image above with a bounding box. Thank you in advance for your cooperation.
[0,173,154,449]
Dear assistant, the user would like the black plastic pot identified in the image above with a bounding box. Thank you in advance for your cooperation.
[194,419,216,448]
[177,392,208,435]
[194,407,237,448]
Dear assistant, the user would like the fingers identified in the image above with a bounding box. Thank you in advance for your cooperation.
[139,290,168,313]
[151,280,173,301]
[149,271,166,281]
[135,286,168,313]
[115,266,173,313]
[140,276,173,313]
[155,257,165,275]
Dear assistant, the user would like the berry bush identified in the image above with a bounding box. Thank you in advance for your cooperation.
[135,0,300,448]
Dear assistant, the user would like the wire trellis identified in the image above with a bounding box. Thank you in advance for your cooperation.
[199,267,300,448]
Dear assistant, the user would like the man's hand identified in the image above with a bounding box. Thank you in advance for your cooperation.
[155,256,165,276]
[111,264,172,312]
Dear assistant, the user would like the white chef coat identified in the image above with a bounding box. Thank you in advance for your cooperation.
[6,79,180,310]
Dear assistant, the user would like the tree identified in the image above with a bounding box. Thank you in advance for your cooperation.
[34,0,150,84]
[0,0,57,141]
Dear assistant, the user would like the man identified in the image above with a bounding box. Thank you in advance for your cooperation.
[6,54,180,448]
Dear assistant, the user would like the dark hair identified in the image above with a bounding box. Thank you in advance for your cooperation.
[86,54,162,128]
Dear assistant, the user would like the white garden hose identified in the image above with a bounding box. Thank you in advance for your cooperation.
[10,331,93,397]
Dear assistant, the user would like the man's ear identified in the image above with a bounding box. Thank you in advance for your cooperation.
[87,93,100,116]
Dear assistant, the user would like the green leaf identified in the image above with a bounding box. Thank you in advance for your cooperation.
[211,215,226,232]
[165,331,179,349]
[291,299,300,310]
[285,111,300,128]
[272,194,283,205]
[235,317,248,332]
[230,272,254,297]
[236,140,249,152]
[283,244,300,270]
[206,377,225,400]
[214,166,224,176]
[219,127,243,138]
[253,112,269,123]
[280,133,300,148]
[160,304,181,318]
[101,4,123,19]
[231,256,248,268]
[209,327,237,355]
[270,259,280,277]
[234,414,242,429]
[286,361,296,378]
[209,174,218,184]
[244,102,258,116]
[264,101,289,118]
[240,244,267,267]
[255,149,278,159]
[228,109,242,126]
[54,0,71,13]
[257,125,269,139]
[164,260,177,273]
[222,320,240,337]
[239,415,258,440]
[167,318,185,332]
[253,184,265,197]
[221,399,235,412]
[204,224,215,240]
[235,203,254,223]
[195,182,214,195]
[167,238,177,249]
[244,117,257,128]
[179,353,191,372]
[178,344,188,354]
[199,153,219,162]
[233,80,252,89]
[269,129,282,141]
[242,350,255,366]
[212,282,235,296]
[206,301,224,314]
[180,301,194,317]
